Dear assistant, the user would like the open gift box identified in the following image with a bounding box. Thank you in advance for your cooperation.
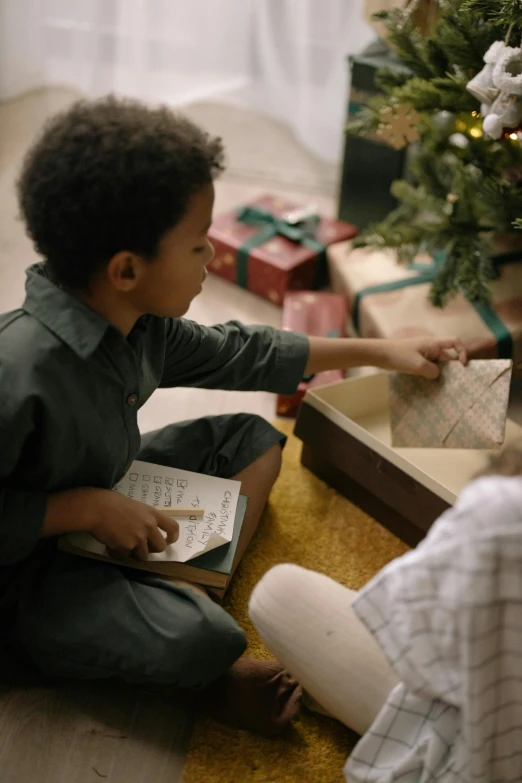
[294,372,522,546]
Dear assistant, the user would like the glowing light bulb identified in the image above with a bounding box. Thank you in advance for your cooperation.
[510,133,518,140]
[469,127,482,138]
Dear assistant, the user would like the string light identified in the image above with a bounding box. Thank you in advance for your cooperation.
[469,127,483,138]
[510,132,518,140]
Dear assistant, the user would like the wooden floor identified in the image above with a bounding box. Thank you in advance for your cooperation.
[0,680,193,783]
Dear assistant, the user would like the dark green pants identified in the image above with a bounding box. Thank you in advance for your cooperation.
[14,414,286,689]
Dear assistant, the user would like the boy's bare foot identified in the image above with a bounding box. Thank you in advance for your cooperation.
[179,657,302,737]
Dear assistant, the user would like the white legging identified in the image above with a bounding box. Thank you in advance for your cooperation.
[248,563,398,736]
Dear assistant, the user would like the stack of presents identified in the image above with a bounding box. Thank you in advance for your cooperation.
[208,194,357,417]
[208,39,522,420]
[206,34,522,546]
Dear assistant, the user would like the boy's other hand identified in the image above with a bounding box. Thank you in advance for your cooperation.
[380,337,468,380]
[89,490,179,560]
[44,487,179,561]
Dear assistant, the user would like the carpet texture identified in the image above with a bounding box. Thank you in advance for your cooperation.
[182,420,408,783]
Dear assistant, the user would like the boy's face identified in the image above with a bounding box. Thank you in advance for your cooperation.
[131,183,215,318]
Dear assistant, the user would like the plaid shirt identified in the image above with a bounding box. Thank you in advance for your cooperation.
[346,475,522,783]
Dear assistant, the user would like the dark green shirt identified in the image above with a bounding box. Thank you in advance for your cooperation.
[0,265,309,569]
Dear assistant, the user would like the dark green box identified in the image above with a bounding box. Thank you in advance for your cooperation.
[338,40,412,230]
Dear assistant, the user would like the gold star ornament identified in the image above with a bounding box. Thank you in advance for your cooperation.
[377,104,421,150]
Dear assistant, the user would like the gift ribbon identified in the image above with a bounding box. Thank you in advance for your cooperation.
[235,205,326,290]
[352,249,522,359]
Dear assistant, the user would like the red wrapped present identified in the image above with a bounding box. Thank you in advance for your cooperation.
[276,291,348,417]
[208,194,357,305]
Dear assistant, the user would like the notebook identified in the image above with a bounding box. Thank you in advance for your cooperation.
[59,496,247,588]
[59,460,247,588]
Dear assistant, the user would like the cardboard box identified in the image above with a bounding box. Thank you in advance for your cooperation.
[208,194,357,305]
[276,291,347,418]
[328,240,522,374]
[294,372,522,546]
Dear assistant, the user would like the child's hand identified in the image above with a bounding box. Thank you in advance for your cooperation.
[44,486,179,560]
[380,337,467,380]
[88,490,180,560]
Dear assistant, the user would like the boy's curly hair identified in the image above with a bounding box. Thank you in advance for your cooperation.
[17,96,225,289]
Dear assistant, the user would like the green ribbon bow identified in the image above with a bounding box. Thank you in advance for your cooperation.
[352,249,522,359]
[235,205,326,290]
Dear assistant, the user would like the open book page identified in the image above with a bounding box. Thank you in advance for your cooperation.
[65,460,241,563]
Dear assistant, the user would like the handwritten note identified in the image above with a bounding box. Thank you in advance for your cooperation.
[65,460,241,563]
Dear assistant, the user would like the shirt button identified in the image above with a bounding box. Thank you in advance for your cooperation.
[126,393,138,406]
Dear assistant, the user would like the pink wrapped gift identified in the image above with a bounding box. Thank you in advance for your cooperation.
[276,291,347,417]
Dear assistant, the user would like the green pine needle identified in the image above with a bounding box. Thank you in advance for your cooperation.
[351,0,522,306]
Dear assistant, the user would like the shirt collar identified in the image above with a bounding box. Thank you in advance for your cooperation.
[22,264,111,359]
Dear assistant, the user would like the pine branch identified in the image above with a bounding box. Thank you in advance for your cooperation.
[393,76,478,111]
[350,0,522,305]
[437,13,496,74]
[448,236,494,304]
[393,78,443,110]
[378,10,436,79]
[345,102,383,135]
[461,0,522,34]
[429,249,461,306]
[374,68,411,92]
[424,38,451,76]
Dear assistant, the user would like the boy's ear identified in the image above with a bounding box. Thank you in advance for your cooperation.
[106,251,145,292]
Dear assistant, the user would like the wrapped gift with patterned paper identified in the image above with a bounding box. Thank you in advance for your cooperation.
[208,194,357,305]
[276,291,347,418]
[327,240,522,374]
[389,360,512,449]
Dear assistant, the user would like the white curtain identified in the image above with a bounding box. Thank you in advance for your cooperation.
[238,2,373,162]
[0,0,372,161]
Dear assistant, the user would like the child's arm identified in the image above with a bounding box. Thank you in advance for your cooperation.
[160,319,310,395]
[0,389,178,566]
[305,335,467,380]
[0,480,179,566]
[42,487,179,561]
[160,319,467,395]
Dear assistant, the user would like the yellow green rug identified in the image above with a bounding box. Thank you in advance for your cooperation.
[182,420,408,783]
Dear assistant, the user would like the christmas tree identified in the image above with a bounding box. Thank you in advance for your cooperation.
[349,0,522,306]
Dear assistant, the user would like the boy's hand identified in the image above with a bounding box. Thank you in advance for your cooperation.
[44,487,179,561]
[379,337,467,379]
[89,491,179,561]
[305,335,467,377]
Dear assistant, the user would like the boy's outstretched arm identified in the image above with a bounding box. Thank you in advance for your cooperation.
[160,319,467,395]
[306,336,468,380]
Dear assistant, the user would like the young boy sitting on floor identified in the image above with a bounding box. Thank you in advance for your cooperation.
[0,96,466,736]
